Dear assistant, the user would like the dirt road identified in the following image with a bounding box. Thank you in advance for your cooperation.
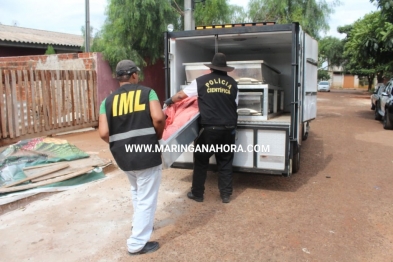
[1,90,393,262]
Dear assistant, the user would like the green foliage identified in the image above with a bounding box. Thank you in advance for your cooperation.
[318,70,330,81]
[171,0,246,27]
[226,4,248,23]
[91,0,241,76]
[193,0,231,25]
[92,0,178,76]
[246,0,341,38]
[169,0,185,30]
[45,45,56,55]
[343,11,393,75]
[337,24,353,36]
[371,0,393,23]
[91,0,360,81]
[318,36,345,67]
[341,12,389,89]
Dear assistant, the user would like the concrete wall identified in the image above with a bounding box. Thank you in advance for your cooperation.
[331,72,343,88]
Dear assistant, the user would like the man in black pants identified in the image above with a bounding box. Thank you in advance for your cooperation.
[164,53,238,203]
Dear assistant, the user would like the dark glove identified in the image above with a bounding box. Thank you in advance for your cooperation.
[164,97,174,106]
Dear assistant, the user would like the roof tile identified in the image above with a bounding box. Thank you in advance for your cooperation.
[0,24,84,47]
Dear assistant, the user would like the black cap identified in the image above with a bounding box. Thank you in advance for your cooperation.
[116,60,140,76]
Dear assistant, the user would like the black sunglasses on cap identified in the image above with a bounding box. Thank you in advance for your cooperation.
[116,68,139,76]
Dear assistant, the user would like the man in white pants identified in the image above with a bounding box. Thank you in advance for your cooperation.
[99,60,165,255]
[125,165,161,252]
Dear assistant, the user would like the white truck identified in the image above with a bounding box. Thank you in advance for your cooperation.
[162,22,318,176]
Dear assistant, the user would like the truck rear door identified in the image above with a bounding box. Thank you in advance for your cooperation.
[302,33,318,121]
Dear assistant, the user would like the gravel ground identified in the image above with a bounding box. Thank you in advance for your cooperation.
[0,89,392,262]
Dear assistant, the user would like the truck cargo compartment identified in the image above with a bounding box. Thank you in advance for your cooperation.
[165,23,318,175]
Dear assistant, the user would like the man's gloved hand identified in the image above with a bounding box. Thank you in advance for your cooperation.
[163,97,174,109]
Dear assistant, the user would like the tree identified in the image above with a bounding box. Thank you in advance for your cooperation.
[170,0,243,28]
[317,36,344,81]
[246,0,341,38]
[318,36,345,68]
[337,24,353,36]
[365,0,393,74]
[227,4,248,23]
[317,70,330,81]
[92,0,343,77]
[45,45,56,55]
[92,0,238,76]
[193,0,240,25]
[342,12,388,90]
[91,0,178,76]
[371,0,393,22]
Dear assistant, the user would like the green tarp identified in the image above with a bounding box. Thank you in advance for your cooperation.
[0,137,106,195]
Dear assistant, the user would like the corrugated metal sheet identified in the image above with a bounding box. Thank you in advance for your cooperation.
[0,24,83,47]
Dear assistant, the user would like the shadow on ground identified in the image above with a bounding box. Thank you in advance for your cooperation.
[154,130,332,248]
[356,109,380,121]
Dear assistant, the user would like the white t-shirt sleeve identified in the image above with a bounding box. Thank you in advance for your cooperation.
[182,80,198,97]
[235,91,239,106]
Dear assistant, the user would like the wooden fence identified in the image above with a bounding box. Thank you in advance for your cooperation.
[0,69,98,146]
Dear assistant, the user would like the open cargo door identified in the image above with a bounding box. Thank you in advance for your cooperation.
[302,33,318,121]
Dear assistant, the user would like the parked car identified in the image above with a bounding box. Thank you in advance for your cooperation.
[317,81,330,92]
[383,96,393,129]
[371,83,386,110]
[375,78,393,129]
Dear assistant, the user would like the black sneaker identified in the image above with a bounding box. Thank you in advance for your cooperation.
[128,241,159,255]
[221,195,230,203]
[187,192,203,202]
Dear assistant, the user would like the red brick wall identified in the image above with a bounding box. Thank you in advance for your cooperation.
[139,59,166,104]
[0,53,96,71]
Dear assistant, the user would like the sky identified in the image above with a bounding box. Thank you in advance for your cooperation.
[0,0,378,39]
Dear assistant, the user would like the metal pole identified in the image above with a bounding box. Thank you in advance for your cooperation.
[85,0,90,52]
[184,0,194,30]
[164,31,169,100]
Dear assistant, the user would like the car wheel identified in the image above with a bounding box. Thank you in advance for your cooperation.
[371,102,375,110]
[383,110,393,129]
[302,132,308,141]
[375,103,382,120]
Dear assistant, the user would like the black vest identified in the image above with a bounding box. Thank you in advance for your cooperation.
[105,84,161,171]
[196,71,238,126]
